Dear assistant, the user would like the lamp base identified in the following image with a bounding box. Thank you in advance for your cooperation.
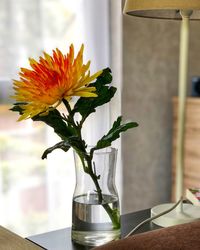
[151,203,200,227]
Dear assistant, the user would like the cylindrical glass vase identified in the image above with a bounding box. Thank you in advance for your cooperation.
[71,147,120,247]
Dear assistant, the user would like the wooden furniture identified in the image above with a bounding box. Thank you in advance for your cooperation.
[172,97,200,200]
[28,209,160,250]
[0,226,43,250]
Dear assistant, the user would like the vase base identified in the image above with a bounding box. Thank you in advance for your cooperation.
[71,229,120,247]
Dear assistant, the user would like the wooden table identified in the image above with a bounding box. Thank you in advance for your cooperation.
[28,209,160,250]
[0,226,43,250]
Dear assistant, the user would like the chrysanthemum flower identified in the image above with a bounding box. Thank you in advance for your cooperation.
[12,44,102,121]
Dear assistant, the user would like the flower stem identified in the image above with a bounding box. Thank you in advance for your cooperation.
[84,155,120,229]
[62,99,120,229]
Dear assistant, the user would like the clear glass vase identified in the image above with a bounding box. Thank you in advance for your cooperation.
[71,147,121,247]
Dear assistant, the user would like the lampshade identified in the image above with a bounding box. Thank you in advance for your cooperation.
[124,0,200,20]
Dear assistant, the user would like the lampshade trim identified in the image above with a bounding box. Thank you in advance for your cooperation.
[124,0,200,12]
[124,0,200,20]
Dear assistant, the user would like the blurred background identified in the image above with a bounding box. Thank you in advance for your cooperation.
[1,0,200,238]
[0,0,122,237]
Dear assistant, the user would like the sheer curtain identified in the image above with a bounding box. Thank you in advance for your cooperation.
[79,1,123,203]
[0,0,122,236]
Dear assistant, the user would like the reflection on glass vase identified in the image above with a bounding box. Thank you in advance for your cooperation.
[71,147,121,247]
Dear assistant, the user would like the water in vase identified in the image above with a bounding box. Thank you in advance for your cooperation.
[72,193,120,246]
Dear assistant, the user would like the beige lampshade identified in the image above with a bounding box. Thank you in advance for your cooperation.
[124,0,200,20]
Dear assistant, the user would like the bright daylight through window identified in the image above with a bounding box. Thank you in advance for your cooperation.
[0,0,97,237]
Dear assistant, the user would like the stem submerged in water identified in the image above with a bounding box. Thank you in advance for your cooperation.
[64,100,120,230]
[83,155,120,229]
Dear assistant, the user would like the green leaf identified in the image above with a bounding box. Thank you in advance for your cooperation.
[32,110,76,140]
[42,141,71,159]
[73,68,116,122]
[10,102,27,114]
[10,104,76,140]
[41,135,87,159]
[91,116,138,152]
[66,136,87,153]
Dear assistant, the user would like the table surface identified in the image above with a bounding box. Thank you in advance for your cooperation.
[28,209,160,250]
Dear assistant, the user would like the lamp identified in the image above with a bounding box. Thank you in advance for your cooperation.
[123,0,200,227]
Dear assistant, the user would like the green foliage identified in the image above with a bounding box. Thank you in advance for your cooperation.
[10,102,26,114]
[10,67,138,230]
[73,68,116,123]
[32,109,76,140]
[10,105,75,140]
[11,68,138,157]
[42,136,87,159]
[41,141,71,159]
[91,116,138,153]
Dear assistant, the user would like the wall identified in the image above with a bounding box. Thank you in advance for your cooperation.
[122,14,200,213]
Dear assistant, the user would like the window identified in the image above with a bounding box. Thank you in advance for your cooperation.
[0,0,119,237]
[0,0,80,236]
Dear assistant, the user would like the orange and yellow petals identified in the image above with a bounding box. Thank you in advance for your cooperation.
[17,103,48,121]
[80,70,103,87]
[74,92,97,98]
[12,44,102,121]
[73,86,97,97]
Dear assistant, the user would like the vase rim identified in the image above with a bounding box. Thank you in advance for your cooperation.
[91,147,117,155]
[74,146,117,156]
